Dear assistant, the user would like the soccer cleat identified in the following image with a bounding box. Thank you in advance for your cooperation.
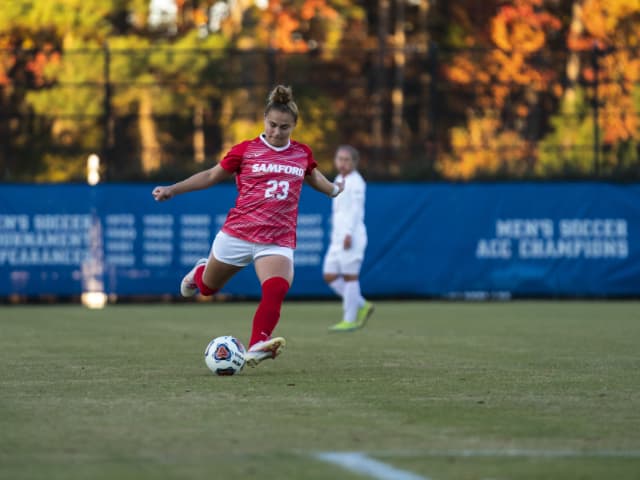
[328,302,374,332]
[180,257,208,297]
[356,301,375,328]
[245,337,286,367]
[328,320,360,332]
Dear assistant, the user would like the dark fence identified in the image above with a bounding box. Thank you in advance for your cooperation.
[1,44,638,182]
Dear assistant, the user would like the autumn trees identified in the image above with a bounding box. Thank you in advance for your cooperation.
[441,0,640,179]
[0,0,639,182]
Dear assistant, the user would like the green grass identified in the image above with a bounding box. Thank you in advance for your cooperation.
[1,301,640,479]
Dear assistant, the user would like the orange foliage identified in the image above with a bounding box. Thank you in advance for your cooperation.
[444,55,475,85]
[442,0,640,176]
[258,0,339,53]
[23,47,61,88]
[300,0,338,21]
[491,3,560,53]
[0,37,60,89]
[0,51,15,87]
[443,1,561,178]
[440,113,534,179]
[569,0,640,145]
[192,8,207,27]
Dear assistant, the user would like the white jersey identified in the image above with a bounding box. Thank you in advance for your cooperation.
[330,170,367,244]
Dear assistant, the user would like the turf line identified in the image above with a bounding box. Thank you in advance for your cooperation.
[370,449,640,459]
[314,452,429,480]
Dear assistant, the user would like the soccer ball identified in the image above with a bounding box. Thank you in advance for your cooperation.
[204,335,246,376]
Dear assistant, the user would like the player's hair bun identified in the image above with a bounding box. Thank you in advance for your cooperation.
[265,85,299,122]
[268,85,293,105]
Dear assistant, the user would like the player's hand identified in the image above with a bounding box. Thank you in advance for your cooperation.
[343,234,352,250]
[152,186,174,202]
[334,181,345,196]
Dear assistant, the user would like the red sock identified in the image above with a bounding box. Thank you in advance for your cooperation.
[194,265,218,296]
[249,277,289,347]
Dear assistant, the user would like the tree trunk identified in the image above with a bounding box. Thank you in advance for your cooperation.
[193,103,205,164]
[390,0,406,176]
[372,0,390,175]
[417,0,431,139]
[565,1,584,108]
[139,89,161,173]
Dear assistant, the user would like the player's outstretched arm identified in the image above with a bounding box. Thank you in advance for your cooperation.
[305,168,343,198]
[152,164,232,202]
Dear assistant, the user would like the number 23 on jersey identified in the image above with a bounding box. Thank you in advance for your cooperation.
[264,180,290,200]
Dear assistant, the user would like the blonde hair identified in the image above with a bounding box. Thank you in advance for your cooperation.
[265,85,299,123]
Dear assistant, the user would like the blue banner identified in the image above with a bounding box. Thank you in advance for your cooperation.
[1,183,639,297]
[363,183,639,297]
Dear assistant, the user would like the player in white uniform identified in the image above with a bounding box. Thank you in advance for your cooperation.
[322,145,374,331]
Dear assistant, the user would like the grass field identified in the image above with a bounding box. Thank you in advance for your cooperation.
[1,301,640,479]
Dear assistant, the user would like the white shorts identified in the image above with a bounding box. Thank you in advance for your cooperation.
[322,238,367,276]
[212,231,294,267]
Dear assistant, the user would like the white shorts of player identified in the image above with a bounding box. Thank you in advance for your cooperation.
[322,233,368,276]
[212,230,294,267]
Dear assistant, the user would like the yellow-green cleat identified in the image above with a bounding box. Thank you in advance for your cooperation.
[328,321,360,332]
[356,301,375,328]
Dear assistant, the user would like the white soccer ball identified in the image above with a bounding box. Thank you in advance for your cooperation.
[204,335,246,376]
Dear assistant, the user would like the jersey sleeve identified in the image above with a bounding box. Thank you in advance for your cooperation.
[301,144,318,176]
[220,141,249,173]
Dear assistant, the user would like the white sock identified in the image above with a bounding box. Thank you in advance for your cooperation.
[328,277,346,298]
[343,280,364,322]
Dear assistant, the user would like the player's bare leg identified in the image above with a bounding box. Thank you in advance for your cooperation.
[202,255,243,291]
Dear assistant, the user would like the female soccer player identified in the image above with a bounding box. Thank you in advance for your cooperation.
[152,85,342,367]
[322,145,374,332]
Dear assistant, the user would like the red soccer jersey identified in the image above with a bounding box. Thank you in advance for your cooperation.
[219,135,317,248]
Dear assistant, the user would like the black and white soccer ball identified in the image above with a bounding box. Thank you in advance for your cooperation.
[204,335,246,376]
